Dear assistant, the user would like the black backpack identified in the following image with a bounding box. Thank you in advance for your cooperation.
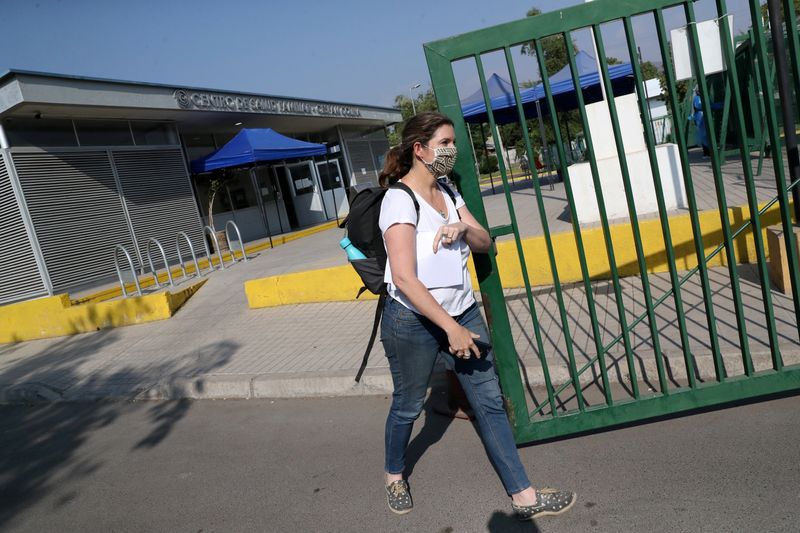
[340,180,458,382]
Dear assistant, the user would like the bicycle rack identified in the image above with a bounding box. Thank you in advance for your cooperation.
[225,220,248,263]
[175,231,203,279]
[114,244,141,297]
[145,237,174,289]
[203,225,228,270]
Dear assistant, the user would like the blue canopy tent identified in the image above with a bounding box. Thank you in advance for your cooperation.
[459,73,517,109]
[190,128,326,173]
[190,128,328,249]
[460,51,635,125]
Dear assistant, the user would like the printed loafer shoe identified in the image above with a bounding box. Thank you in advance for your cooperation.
[511,488,576,520]
[385,479,413,515]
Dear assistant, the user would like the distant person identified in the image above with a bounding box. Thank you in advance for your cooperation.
[377,111,576,520]
[519,153,530,174]
[691,85,710,157]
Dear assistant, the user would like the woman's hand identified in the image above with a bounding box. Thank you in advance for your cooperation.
[446,324,482,359]
[433,222,468,253]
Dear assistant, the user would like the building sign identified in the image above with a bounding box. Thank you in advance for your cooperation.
[174,89,361,118]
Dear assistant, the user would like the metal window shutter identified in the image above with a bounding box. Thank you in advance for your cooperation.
[12,151,136,293]
[345,140,378,186]
[0,152,48,304]
[112,148,204,265]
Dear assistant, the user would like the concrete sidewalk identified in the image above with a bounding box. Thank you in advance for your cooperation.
[2,217,799,404]
[1,149,798,404]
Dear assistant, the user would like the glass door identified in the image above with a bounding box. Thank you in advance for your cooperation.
[253,166,289,235]
[315,159,348,220]
[279,160,326,228]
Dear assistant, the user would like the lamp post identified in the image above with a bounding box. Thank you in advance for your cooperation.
[409,83,421,115]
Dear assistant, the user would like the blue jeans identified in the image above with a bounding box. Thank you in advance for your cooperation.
[380,296,532,495]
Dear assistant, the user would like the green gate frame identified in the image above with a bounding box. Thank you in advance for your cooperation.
[424,0,800,443]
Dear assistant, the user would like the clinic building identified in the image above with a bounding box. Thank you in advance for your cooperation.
[0,70,401,304]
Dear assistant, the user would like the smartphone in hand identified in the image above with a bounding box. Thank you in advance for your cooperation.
[473,339,492,355]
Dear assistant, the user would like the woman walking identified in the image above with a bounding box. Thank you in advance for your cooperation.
[378,112,575,520]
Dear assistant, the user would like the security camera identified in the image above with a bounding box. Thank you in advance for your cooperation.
[34,112,42,119]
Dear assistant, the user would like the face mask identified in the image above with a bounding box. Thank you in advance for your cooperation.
[421,146,458,176]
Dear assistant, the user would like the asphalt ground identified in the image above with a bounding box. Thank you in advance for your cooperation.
[1,390,798,532]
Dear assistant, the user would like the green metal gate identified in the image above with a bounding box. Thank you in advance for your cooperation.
[424,0,800,443]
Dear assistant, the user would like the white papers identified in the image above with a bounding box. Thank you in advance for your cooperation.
[671,16,734,81]
[384,231,463,289]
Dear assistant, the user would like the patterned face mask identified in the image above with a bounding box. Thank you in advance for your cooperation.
[422,146,458,176]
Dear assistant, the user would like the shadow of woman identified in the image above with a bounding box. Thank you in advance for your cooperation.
[487,510,542,532]
[402,388,457,480]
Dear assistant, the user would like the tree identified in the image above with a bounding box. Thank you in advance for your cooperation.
[761,0,800,24]
[520,7,579,75]
[640,60,660,81]
[388,88,439,146]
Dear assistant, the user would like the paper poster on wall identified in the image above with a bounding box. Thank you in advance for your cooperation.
[670,16,734,81]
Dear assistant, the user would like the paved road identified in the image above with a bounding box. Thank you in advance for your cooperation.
[1,392,798,532]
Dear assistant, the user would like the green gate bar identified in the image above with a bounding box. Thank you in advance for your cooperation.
[563,33,642,398]
[784,0,800,126]
[503,46,613,409]
[684,0,754,375]
[748,0,800,345]
[617,18,697,390]
[473,53,561,415]
[654,8,725,382]
[593,23,675,395]
[532,38,620,411]
[715,0,782,370]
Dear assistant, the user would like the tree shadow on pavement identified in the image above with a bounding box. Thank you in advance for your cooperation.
[0,328,238,530]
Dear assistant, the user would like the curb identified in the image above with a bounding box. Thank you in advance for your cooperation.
[2,350,797,405]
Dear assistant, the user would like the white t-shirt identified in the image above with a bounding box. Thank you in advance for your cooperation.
[378,182,475,316]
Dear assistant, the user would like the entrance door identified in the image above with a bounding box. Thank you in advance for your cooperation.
[253,166,289,235]
[274,161,326,229]
[315,159,348,219]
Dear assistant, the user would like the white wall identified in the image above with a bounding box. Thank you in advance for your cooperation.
[569,95,687,225]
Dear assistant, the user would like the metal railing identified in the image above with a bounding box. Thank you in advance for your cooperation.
[203,225,228,270]
[225,220,248,263]
[145,237,174,289]
[175,231,203,280]
[113,244,141,297]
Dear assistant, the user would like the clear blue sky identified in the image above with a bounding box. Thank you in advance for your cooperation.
[0,0,758,108]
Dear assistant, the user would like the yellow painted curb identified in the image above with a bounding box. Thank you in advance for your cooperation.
[245,202,787,309]
[1,279,206,344]
[73,220,339,305]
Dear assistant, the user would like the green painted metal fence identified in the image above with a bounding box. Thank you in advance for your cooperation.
[424,0,800,443]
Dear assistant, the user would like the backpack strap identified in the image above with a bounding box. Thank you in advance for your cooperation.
[388,182,420,223]
[355,291,386,383]
[352,183,420,383]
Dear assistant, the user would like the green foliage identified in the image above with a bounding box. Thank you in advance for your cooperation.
[520,7,579,75]
[390,87,439,145]
[478,153,499,174]
[760,0,800,23]
[641,60,660,81]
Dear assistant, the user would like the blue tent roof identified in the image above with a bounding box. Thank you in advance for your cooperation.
[548,50,600,83]
[459,73,516,107]
[191,128,326,173]
[461,52,634,124]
